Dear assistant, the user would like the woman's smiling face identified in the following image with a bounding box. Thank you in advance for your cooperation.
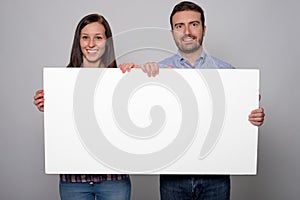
[80,22,107,67]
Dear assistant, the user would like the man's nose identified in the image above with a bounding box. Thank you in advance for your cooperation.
[184,25,191,35]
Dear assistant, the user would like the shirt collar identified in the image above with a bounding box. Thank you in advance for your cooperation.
[176,48,207,69]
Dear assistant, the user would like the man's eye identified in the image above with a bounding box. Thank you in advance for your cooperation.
[191,22,199,27]
[175,25,183,29]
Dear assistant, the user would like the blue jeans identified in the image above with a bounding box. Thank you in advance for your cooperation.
[160,175,230,200]
[59,177,131,200]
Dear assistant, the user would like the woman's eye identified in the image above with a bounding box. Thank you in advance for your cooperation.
[81,36,89,40]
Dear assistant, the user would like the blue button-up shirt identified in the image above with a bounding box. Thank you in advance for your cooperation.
[159,50,234,69]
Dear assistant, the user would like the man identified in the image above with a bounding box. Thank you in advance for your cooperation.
[121,1,265,199]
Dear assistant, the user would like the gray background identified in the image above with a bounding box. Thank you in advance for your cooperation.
[0,0,299,199]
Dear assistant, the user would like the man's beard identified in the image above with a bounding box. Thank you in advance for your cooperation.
[176,34,203,54]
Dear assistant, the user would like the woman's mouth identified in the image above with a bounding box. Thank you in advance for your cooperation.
[87,49,98,53]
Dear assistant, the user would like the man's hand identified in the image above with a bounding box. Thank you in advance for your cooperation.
[138,62,159,77]
[119,62,159,77]
[248,107,265,126]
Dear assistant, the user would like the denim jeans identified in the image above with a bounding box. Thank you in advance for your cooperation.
[160,175,230,200]
[59,177,131,200]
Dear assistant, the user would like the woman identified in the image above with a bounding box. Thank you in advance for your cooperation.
[34,14,130,200]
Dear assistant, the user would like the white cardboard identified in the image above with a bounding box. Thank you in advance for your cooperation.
[44,68,259,174]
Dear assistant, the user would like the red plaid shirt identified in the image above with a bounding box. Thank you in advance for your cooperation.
[60,174,129,182]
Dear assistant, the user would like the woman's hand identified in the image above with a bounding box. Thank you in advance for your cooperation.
[33,89,44,112]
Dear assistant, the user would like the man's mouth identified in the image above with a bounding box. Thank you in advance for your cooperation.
[182,35,196,42]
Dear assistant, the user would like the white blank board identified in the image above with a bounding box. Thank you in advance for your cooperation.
[44,68,259,174]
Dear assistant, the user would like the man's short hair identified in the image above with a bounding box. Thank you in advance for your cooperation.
[170,1,205,29]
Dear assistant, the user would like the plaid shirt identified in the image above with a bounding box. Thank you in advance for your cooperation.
[60,174,129,183]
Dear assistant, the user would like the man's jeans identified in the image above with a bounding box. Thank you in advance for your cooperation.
[160,175,230,200]
[59,177,131,200]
